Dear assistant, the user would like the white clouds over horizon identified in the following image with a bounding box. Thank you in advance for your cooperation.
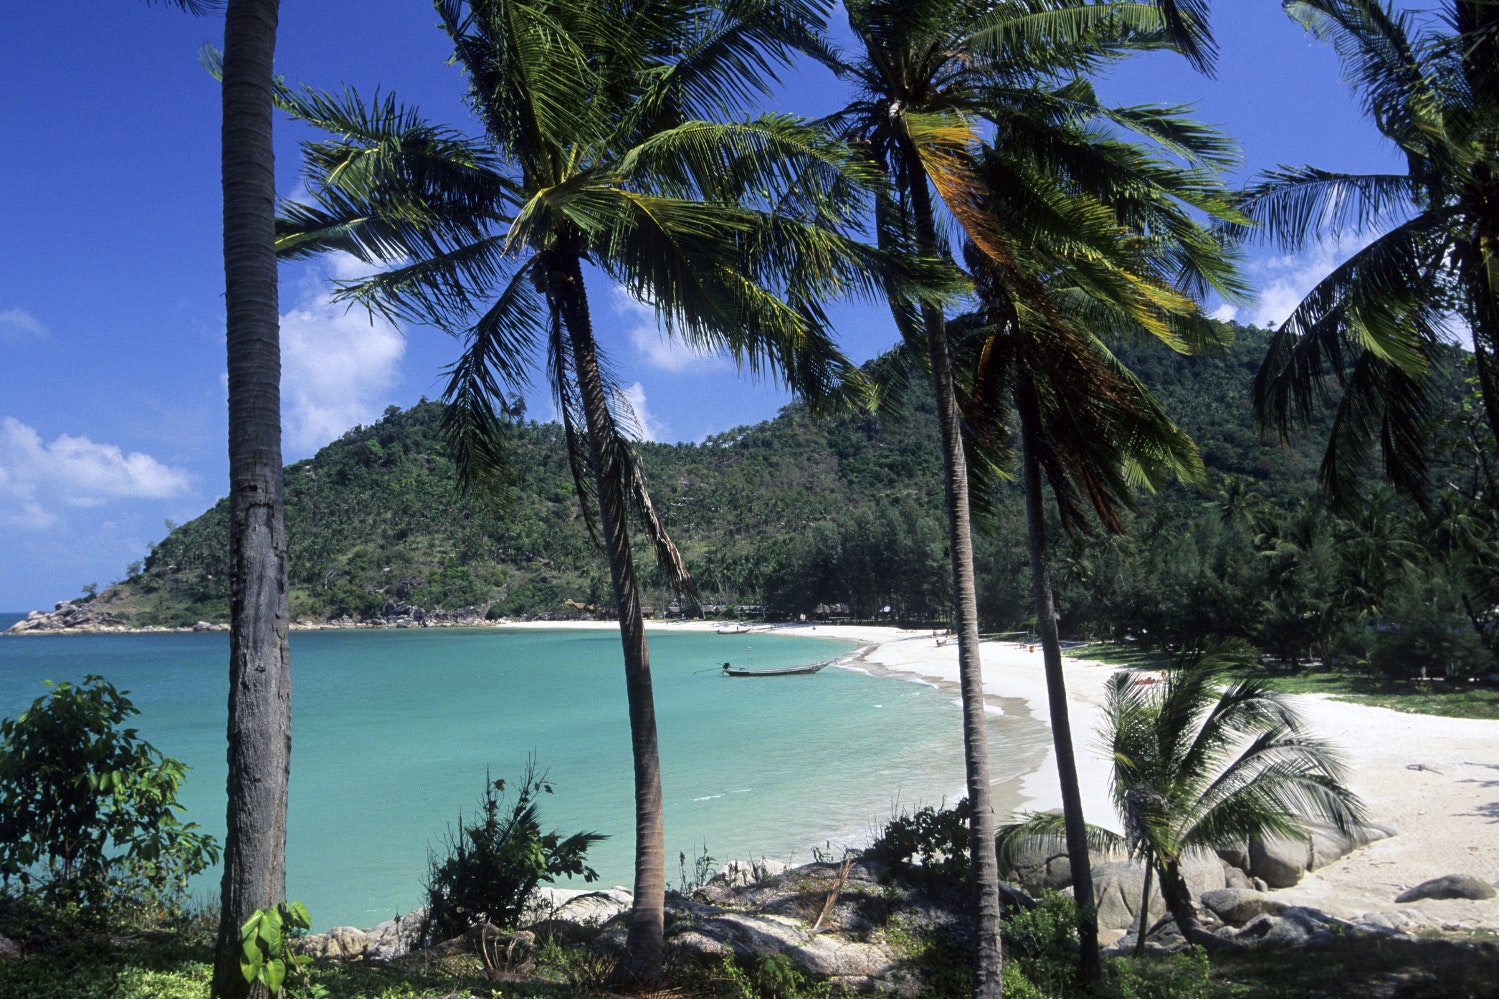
[619,382,665,442]
[0,308,48,342]
[613,288,730,375]
[1217,235,1372,329]
[279,253,407,455]
[0,418,192,529]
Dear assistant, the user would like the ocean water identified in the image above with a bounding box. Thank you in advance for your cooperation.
[0,615,1046,929]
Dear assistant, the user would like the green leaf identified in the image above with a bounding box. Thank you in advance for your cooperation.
[285,899,313,930]
[264,957,286,994]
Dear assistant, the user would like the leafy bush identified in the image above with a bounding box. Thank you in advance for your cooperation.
[240,900,324,998]
[1103,947,1212,999]
[0,675,218,916]
[863,799,971,881]
[423,760,605,940]
[1002,891,1080,998]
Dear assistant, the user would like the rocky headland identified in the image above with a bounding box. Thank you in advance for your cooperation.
[3,599,507,635]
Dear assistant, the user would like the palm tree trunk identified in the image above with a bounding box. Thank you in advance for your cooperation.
[1134,848,1155,957]
[902,144,1004,999]
[1015,377,1101,985]
[557,255,665,987]
[213,3,289,997]
[1158,857,1219,948]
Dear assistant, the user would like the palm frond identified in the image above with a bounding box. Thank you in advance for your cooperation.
[996,811,1127,870]
[1240,167,1418,249]
[965,3,1175,79]
[1252,212,1452,508]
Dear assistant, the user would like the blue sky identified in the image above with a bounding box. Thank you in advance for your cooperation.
[0,2,1408,612]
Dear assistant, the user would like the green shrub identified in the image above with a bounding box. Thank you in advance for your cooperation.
[711,953,832,999]
[239,900,324,998]
[0,675,218,917]
[422,759,605,940]
[864,799,971,881]
[1002,891,1081,998]
[1103,947,1212,999]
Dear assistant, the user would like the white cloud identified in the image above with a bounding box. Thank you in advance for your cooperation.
[0,418,192,529]
[1244,235,1369,329]
[279,253,407,454]
[618,382,666,442]
[1210,302,1239,324]
[0,308,48,341]
[613,288,729,374]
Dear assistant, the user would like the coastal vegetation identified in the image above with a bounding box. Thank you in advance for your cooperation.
[0,676,218,917]
[73,322,1498,686]
[1244,0,1499,512]
[10,0,1497,995]
[423,762,605,941]
[269,0,900,981]
[1003,644,1367,954]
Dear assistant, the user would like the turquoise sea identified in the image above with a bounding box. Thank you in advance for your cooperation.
[0,615,1045,929]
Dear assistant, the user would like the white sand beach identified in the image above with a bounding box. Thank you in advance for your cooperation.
[603,619,1499,931]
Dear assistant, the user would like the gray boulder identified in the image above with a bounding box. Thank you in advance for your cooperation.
[1237,823,1395,889]
[526,886,634,942]
[0,933,20,962]
[1247,835,1312,889]
[1000,840,1075,895]
[1307,821,1395,870]
[363,908,426,961]
[1089,860,1166,932]
[302,926,370,962]
[1181,853,1230,896]
[1395,874,1498,903]
[1200,888,1285,927]
[1223,865,1254,890]
[1231,906,1342,949]
[666,911,899,981]
[1349,910,1424,938]
[1216,840,1250,873]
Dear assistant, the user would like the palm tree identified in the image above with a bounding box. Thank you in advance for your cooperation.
[1246,0,1499,511]
[1002,644,1366,953]
[830,4,1221,990]
[148,2,290,995]
[274,0,887,983]
[1105,645,1366,949]
[960,99,1244,978]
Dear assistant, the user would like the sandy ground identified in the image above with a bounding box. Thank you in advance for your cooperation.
[515,618,1499,931]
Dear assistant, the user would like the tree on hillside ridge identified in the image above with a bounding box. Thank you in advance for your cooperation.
[273,0,897,983]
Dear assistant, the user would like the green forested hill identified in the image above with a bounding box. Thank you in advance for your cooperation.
[81,320,1492,671]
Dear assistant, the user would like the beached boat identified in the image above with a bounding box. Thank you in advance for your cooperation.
[716,625,754,635]
[719,659,831,677]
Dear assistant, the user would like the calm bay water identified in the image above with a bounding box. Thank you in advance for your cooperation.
[0,615,1044,929]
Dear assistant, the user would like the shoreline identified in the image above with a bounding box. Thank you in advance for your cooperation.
[654,621,1499,932]
[9,614,1496,930]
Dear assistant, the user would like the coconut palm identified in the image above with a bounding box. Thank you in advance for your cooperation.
[956,95,1246,976]
[1005,645,1366,953]
[215,5,293,994]
[274,0,889,983]
[148,1,290,994]
[1106,645,1366,948]
[1246,0,1499,511]
[830,3,1222,990]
